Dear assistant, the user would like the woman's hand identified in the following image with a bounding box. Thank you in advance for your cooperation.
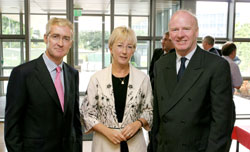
[121,121,141,140]
[93,123,126,145]
[103,128,127,145]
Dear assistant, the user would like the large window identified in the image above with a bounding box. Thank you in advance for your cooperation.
[155,0,180,37]
[77,16,106,92]
[235,2,250,38]
[132,17,149,36]
[2,14,21,35]
[196,1,228,38]
[234,42,250,77]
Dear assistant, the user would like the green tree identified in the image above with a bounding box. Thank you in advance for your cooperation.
[78,31,109,51]
[235,23,250,76]
[2,16,20,35]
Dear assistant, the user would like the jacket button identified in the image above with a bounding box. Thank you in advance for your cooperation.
[162,115,168,122]
[161,96,164,100]
[180,120,185,124]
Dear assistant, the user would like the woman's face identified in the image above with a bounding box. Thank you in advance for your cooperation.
[110,39,135,66]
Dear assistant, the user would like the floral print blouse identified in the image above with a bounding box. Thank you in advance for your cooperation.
[81,64,153,133]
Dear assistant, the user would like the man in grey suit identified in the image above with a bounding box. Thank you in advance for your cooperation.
[151,10,235,152]
[5,18,82,152]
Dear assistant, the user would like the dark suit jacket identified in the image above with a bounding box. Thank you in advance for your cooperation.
[149,48,164,84]
[209,47,220,56]
[151,46,235,152]
[5,55,82,152]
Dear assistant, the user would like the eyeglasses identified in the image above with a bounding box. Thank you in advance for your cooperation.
[48,33,72,44]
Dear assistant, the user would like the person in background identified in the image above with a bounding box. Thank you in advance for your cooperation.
[81,26,153,152]
[151,10,235,152]
[149,32,174,87]
[202,35,221,56]
[222,42,243,93]
[4,18,82,152]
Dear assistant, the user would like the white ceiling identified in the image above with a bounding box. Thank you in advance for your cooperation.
[0,0,179,15]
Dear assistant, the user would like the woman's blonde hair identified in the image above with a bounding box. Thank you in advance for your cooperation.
[46,17,73,37]
[108,26,137,49]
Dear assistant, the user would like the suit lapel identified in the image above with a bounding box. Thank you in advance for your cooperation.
[163,53,178,97]
[164,47,204,114]
[35,55,62,111]
[63,64,71,114]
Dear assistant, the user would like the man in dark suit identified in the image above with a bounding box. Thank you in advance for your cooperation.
[202,35,221,56]
[149,32,174,87]
[4,18,82,152]
[151,10,235,152]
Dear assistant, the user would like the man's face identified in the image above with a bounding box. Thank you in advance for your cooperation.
[169,12,198,55]
[161,34,174,52]
[202,41,209,51]
[44,25,73,64]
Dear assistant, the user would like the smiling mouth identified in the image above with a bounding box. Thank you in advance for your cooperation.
[56,49,64,52]
[176,40,187,44]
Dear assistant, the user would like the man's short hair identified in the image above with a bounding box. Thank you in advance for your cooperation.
[222,42,237,56]
[203,36,215,46]
[164,32,169,36]
[46,18,73,37]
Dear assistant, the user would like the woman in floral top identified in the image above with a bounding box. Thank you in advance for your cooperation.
[81,26,153,152]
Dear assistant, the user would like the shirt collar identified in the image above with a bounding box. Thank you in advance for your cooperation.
[43,53,63,72]
[176,46,197,62]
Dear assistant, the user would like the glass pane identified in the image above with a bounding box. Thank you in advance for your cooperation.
[49,15,66,19]
[2,14,20,35]
[155,41,161,49]
[115,0,150,15]
[31,15,47,39]
[30,0,66,14]
[105,16,111,68]
[0,81,7,99]
[132,17,149,36]
[30,42,46,60]
[155,0,180,36]
[0,80,8,96]
[74,0,110,15]
[3,41,21,67]
[235,2,250,38]
[3,69,12,77]
[196,1,228,38]
[114,16,128,28]
[234,42,250,77]
[132,41,150,68]
[78,16,103,92]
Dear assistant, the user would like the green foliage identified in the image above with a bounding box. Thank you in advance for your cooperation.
[235,23,250,38]
[235,23,250,76]
[78,31,109,51]
[2,16,20,35]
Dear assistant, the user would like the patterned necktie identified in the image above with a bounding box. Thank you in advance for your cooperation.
[177,57,187,82]
[55,66,64,111]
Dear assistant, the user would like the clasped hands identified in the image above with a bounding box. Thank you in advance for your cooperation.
[106,121,142,145]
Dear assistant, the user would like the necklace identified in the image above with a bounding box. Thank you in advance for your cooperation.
[119,77,125,85]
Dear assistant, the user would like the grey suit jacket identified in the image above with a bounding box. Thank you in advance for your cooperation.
[5,55,82,152]
[152,46,235,152]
